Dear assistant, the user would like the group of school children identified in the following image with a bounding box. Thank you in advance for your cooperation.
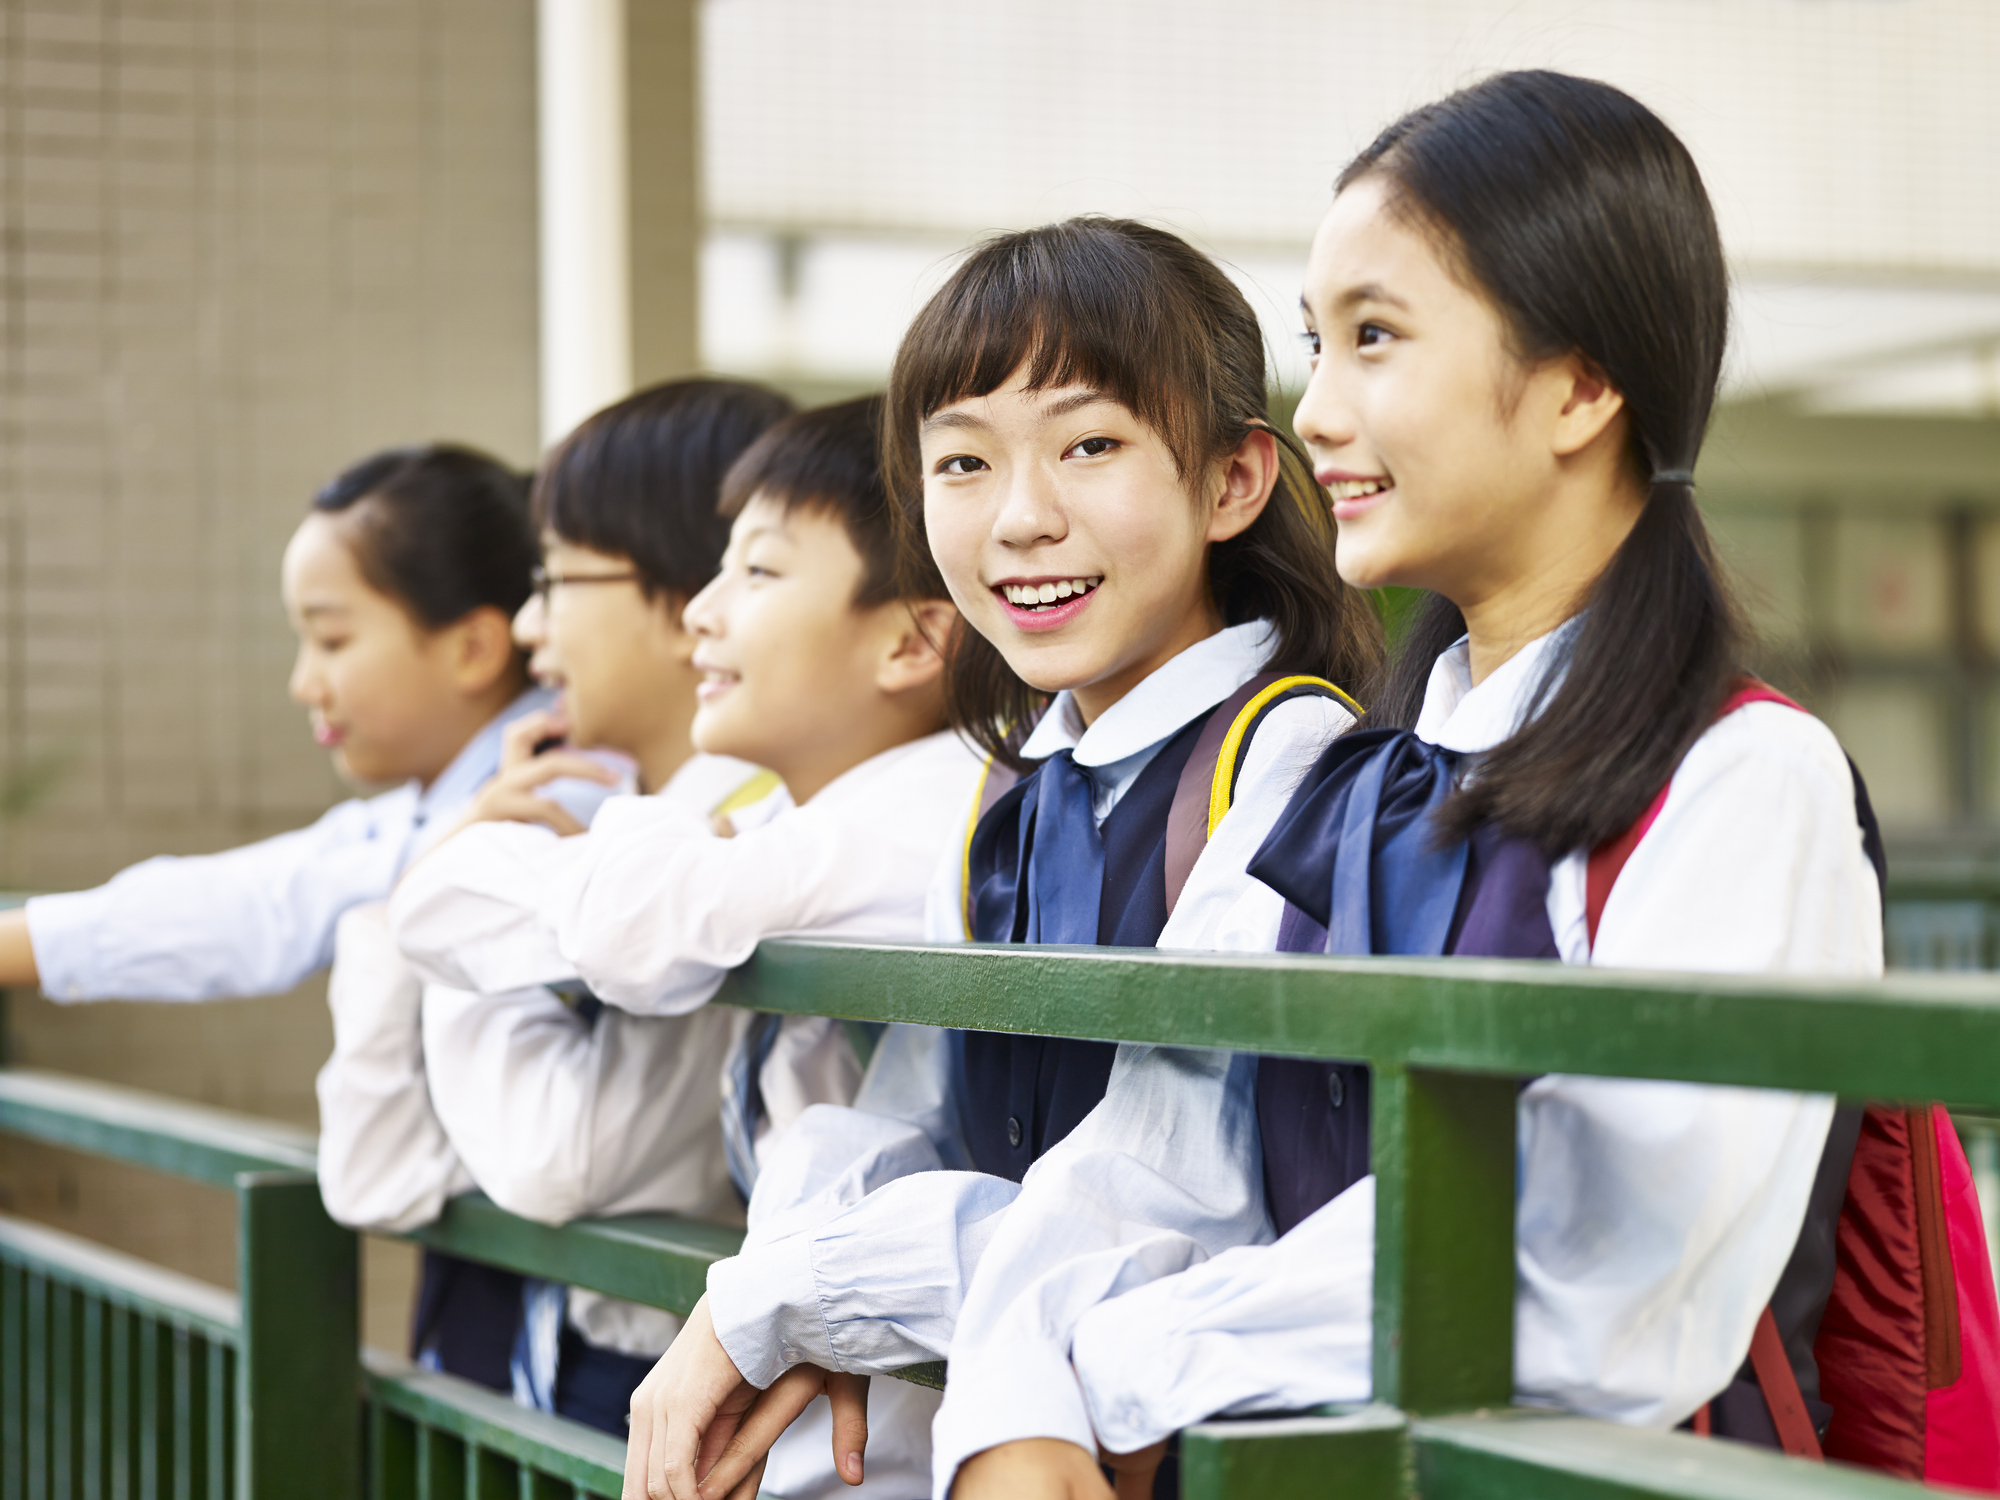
[3,69,1998,1500]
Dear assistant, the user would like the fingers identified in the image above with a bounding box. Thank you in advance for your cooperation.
[718,1453,767,1500]
[826,1372,870,1487]
[500,709,564,767]
[503,750,622,790]
[698,1366,824,1499]
[472,790,589,837]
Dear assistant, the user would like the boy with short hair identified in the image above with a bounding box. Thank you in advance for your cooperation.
[387,395,982,1496]
[317,378,792,1395]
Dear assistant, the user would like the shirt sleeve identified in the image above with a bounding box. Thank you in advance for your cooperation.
[1055,701,1884,1460]
[28,792,413,1003]
[314,902,473,1232]
[1514,701,1878,1426]
[419,983,747,1226]
[925,696,1349,1483]
[705,1023,985,1387]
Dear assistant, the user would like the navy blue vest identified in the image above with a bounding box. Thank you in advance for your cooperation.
[1257,821,1559,1235]
[960,711,1211,1180]
[1249,722,1890,1448]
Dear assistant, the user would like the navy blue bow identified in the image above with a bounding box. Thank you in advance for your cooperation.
[1021,750,1106,946]
[1249,728,1469,957]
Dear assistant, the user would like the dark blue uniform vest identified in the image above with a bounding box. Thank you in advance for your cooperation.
[1250,721,1890,1451]
[960,711,1211,1180]
[1256,822,1561,1236]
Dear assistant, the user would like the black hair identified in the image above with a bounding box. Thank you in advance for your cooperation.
[534,378,795,600]
[720,395,933,610]
[1349,70,1742,853]
[882,217,1384,769]
[313,444,537,629]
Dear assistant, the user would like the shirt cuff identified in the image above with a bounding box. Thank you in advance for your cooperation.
[930,1334,1097,1497]
[23,889,112,1002]
[706,1234,833,1389]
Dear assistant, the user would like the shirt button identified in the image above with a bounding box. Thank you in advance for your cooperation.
[1006,1115,1023,1149]
[1327,1071,1345,1109]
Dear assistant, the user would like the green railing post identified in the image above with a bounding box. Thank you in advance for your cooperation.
[236,1170,359,1500]
[1370,1064,1518,1414]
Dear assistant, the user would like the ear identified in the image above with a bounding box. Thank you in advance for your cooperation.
[1205,425,1280,545]
[443,606,520,694]
[874,598,957,696]
[1547,355,1628,459]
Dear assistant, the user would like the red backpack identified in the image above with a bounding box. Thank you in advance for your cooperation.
[1587,682,2000,1490]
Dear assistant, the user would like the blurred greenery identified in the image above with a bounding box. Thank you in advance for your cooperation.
[1370,586,1427,650]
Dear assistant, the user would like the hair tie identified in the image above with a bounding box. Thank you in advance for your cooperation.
[1651,468,1695,488]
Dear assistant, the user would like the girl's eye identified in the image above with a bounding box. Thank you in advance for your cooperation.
[937,454,987,477]
[1298,328,1322,358]
[1357,321,1394,349]
[1065,436,1119,460]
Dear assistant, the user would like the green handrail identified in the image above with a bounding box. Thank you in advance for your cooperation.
[8,928,2000,1496]
[715,938,2000,1108]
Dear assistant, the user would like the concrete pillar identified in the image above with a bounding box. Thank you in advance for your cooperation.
[537,0,702,445]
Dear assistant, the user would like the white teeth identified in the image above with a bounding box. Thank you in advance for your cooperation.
[1331,479,1390,500]
[1000,577,1103,609]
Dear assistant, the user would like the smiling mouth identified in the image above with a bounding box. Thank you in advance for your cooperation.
[1328,478,1392,500]
[997,576,1103,611]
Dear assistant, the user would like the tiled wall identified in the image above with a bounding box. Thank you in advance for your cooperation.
[0,0,540,1351]
[0,0,540,895]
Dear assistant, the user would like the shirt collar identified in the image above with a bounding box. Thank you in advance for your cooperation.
[1016,620,1277,767]
[416,686,556,820]
[1414,619,1580,754]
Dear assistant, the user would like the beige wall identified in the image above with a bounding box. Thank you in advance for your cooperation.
[0,0,542,1351]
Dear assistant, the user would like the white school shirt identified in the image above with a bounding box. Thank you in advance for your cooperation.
[319,755,793,1369]
[388,732,984,1500]
[929,628,1881,1489]
[694,626,1358,1463]
[23,687,591,1003]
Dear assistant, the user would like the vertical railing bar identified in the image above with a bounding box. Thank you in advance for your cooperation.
[416,1423,434,1500]
[4,1261,23,1500]
[26,1270,46,1500]
[108,1304,130,1500]
[138,1314,160,1500]
[82,1294,103,1500]
[50,1283,72,1500]
[205,1337,227,1500]
[174,1326,194,1500]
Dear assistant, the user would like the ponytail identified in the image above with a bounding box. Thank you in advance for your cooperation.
[1352,71,1741,852]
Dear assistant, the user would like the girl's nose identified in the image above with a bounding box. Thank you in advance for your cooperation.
[992,464,1067,549]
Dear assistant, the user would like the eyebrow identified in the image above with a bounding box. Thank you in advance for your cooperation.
[920,387,1113,436]
[298,602,349,619]
[1333,282,1412,314]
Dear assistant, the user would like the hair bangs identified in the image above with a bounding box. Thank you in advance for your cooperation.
[894,222,1208,479]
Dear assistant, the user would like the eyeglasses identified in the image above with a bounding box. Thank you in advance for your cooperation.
[531,566,640,601]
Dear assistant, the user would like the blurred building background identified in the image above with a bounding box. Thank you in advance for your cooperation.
[0,0,1995,1343]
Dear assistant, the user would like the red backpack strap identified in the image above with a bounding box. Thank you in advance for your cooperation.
[1584,678,1805,948]
[1750,1306,1827,1460]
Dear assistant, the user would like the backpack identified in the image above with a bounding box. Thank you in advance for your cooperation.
[961,673,1360,931]
[1587,681,2000,1491]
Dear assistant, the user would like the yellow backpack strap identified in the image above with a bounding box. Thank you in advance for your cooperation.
[1162,673,1363,914]
[961,754,1023,935]
[711,767,784,820]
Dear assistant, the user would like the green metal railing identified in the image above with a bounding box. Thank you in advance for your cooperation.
[4,912,2000,1494]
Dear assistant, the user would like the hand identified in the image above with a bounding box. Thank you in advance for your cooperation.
[623,1296,870,1500]
[456,710,618,838]
[951,1439,1115,1500]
